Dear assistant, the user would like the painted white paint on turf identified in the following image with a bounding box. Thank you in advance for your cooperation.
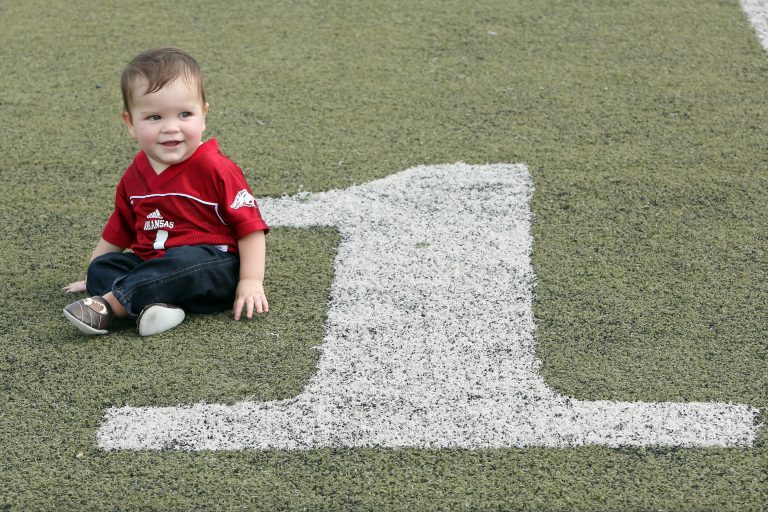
[742,0,768,52]
[97,163,760,450]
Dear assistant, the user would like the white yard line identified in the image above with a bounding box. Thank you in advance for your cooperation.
[742,0,768,52]
[98,163,760,450]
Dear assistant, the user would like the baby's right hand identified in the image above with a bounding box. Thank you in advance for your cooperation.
[62,280,87,293]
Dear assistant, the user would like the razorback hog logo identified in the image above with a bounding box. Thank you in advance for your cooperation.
[231,189,257,209]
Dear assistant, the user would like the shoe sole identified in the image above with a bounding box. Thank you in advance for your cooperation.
[63,309,109,335]
[137,305,185,336]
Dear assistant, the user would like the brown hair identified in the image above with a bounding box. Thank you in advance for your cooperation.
[121,47,206,113]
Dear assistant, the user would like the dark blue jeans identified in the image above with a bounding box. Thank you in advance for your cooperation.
[86,245,240,318]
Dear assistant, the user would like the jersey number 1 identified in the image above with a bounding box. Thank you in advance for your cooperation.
[153,230,169,250]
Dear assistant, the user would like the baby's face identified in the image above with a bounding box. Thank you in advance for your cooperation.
[122,77,208,174]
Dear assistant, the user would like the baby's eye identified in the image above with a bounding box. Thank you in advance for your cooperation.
[180,111,192,118]
[146,115,161,121]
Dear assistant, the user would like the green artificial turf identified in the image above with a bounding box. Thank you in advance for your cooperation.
[1,0,766,509]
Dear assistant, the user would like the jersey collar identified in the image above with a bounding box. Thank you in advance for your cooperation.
[135,139,221,187]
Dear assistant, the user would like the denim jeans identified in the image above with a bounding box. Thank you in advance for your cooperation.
[86,245,240,318]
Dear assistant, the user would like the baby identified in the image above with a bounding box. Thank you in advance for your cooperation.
[63,47,269,336]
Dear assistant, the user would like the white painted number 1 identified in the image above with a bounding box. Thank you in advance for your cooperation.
[97,163,761,451]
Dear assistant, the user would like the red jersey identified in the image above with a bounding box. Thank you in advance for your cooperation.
[102,139,269,260]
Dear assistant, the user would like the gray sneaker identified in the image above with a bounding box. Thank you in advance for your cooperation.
[137,304,185,336]
[63,296,114,335]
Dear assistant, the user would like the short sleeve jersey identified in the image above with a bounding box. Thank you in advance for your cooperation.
[102,139,269,260]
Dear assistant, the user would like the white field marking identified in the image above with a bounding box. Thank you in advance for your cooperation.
[742,0,768,52]
[97,163,761,450]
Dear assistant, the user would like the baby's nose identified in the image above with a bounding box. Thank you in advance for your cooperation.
[161,122,181,133]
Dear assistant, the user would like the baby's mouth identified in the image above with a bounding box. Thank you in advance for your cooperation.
[161,140,182,148]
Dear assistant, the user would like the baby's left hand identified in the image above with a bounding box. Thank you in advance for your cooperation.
[233,278,269,320]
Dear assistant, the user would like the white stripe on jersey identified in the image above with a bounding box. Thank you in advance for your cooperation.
[129,193,227,225]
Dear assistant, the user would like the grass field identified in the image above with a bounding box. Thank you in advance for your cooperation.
[1,0,766,509]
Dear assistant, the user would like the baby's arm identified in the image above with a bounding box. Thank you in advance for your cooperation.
[62,238,125,292]
[233,230,268,320]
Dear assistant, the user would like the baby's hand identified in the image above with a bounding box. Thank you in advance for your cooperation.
[62,280,87,293]
[233,278,269,320]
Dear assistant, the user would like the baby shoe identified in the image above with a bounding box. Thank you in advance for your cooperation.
[137,304,185,336]
[63,296,114,335]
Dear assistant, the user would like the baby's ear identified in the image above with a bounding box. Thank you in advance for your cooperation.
[121,110,137,139]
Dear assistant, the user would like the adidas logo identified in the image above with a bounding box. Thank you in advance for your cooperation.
[143,209,175,231]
